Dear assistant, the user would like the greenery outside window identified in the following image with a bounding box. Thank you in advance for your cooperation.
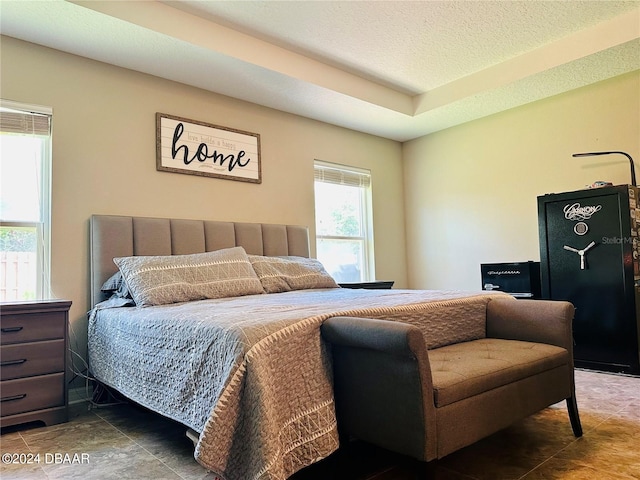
[314,160,374,283]
[0,100,52,301]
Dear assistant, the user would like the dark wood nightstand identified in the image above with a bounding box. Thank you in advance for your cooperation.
[1,299,71,428]
[339,281,394,290]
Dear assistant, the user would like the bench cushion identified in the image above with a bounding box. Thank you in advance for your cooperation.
[429,338,569,407]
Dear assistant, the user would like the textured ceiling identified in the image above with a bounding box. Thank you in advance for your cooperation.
[1,0,639,141]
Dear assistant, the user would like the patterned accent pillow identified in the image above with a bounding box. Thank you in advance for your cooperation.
[114,247,264,306]
[249,255,338,293]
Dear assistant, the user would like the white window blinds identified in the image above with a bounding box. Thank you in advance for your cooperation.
[0,110,51,136]
[0,100,52,136]
[314,161,371,188]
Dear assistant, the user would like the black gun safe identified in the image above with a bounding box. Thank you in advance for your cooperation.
[538,184,640,375]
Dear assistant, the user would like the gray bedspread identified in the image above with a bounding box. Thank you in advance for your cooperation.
[88,288,506,480]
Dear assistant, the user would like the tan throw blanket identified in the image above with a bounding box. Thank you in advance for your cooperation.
[89,288,507,480]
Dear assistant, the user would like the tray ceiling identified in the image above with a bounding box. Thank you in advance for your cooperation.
[1,0,639,141]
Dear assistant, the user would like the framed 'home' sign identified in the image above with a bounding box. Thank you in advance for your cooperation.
[156,113,261,183]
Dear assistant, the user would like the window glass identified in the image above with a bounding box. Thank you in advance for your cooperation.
[1,135,44,222]
[0,225,38,300]
[315,182,364,237]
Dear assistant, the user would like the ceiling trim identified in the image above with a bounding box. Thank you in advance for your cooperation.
[72,0,415,115]
[415,8,640,115]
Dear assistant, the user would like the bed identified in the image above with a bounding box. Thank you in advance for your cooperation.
[88,214,505,480]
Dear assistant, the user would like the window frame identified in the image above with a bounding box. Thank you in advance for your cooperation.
[313,160,375,282]
[0,99,52,301]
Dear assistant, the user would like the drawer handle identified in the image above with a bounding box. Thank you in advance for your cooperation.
[0,359,27,367]
[1,326,23,333]
[1,394,27,402]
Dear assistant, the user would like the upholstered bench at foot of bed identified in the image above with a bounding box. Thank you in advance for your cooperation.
[321,301,582,463]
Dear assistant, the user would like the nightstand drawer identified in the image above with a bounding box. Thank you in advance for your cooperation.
[1,339,65,380]
[0,312,66,345]
[1,372,65,417]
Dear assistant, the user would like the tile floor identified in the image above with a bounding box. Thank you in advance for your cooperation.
[1,369,639,480]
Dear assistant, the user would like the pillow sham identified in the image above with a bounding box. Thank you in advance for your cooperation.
[101,271,122,292]
[100,271,132,299]
[114,247,264,306]
[249,255,338,293]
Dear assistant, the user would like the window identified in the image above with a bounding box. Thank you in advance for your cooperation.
[0,100,52,301]
[314,160,374,283]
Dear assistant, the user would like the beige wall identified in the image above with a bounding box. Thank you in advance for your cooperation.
[3,34,638,378]
[403,70,640,290]
[0,36,407,368]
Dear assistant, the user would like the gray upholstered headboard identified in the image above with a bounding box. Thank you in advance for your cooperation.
[90,215,310,307]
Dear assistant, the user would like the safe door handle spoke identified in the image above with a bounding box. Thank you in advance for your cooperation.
[564,242,597,270]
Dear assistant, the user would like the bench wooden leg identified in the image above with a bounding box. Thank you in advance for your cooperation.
[566,396,583,437]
